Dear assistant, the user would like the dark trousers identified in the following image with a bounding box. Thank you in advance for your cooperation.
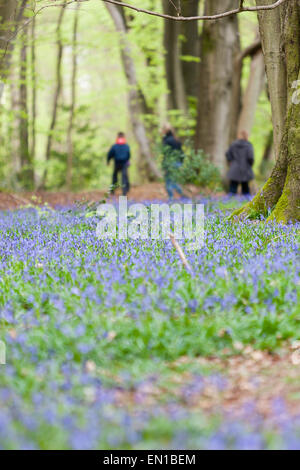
[229,181,250,195]
[112,163,130,196]
[165,178,183,199]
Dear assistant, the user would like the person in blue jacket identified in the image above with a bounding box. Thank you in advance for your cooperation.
[107,132,130,195]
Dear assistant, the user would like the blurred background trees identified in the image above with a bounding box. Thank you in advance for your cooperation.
[0,0,274,191]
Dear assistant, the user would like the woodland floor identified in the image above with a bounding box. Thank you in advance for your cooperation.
[0,185,299,449]
[111,346,300,423]
[0,183,217,210]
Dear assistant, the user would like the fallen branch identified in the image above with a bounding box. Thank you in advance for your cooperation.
[169,233,192,273]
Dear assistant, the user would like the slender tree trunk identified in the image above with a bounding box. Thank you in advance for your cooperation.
[10,64,21,182]
[66,2,80,190]
[195,0,240,177]
[31,13,37,167]
[0,0,27,101]
[40,3,66,188]
[162,0,187,112]
[232,0,300,223]
[118,3,157,146]
[237,49,265,135]
[19,26,29,164]
[180,0,200,100]
[105,3,161,181]
[230,37,262,142]
[19,24,34,189]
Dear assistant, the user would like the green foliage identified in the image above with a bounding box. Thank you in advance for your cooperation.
[44,104,107,190]
[0,0,272,191]
[180,55,201,63]
[180,147,222,190]
[160,142,221,190]
[166,108,197,139]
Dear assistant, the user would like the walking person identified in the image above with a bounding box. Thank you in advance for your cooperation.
[161,124,185,200]
[226,130,254,195]
[107,132,130,196]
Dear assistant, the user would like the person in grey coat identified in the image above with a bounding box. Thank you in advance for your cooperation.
[226,130,254,195]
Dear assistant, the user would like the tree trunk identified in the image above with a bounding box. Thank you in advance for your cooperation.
[111,4,157,177]
[256,0,288,158]
[19,24,34,189]
[162,0,187,112]
[31,13,37,168]
[10,64,21,182]
[0,0,27,101]
[237,49,265,135]
[230,37,262,142]
[195,0,240,177]
[180,0,200,101]
[40,3,66,188]
[66,2,80,190]
[105,3,161,181]
[232,0,300,223]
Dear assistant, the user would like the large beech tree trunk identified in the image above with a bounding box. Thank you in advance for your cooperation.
[233,0,300,223]
[105,3,161,181]
[195,0,240,177]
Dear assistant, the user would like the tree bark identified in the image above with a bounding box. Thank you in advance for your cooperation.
[180,0,200,100]
[31,13,37,167]
[41,3,66,188]
[259,129,274,177]
[105,3,161,180]
[256,0,288,157]
[66,2,80,190]
[10,64,21,181]
[232,0,300,223]
[112,4,157,175]
[237,49,265,135]
[0,0,27,101]
[195,0,240,177]
[230,37,262,142]
[162,0,187,112]
[19,24,34,189]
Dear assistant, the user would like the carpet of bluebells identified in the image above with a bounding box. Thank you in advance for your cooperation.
[0,197,299,450]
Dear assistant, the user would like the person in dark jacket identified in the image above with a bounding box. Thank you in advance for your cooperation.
[226,130,254,195]
[162,124,184,200]
[107,132,130,196]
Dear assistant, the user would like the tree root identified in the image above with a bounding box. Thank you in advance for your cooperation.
[230,176,282,221]
[230,174,300,224]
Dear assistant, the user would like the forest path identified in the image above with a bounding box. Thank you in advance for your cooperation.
[0,183,216,210]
